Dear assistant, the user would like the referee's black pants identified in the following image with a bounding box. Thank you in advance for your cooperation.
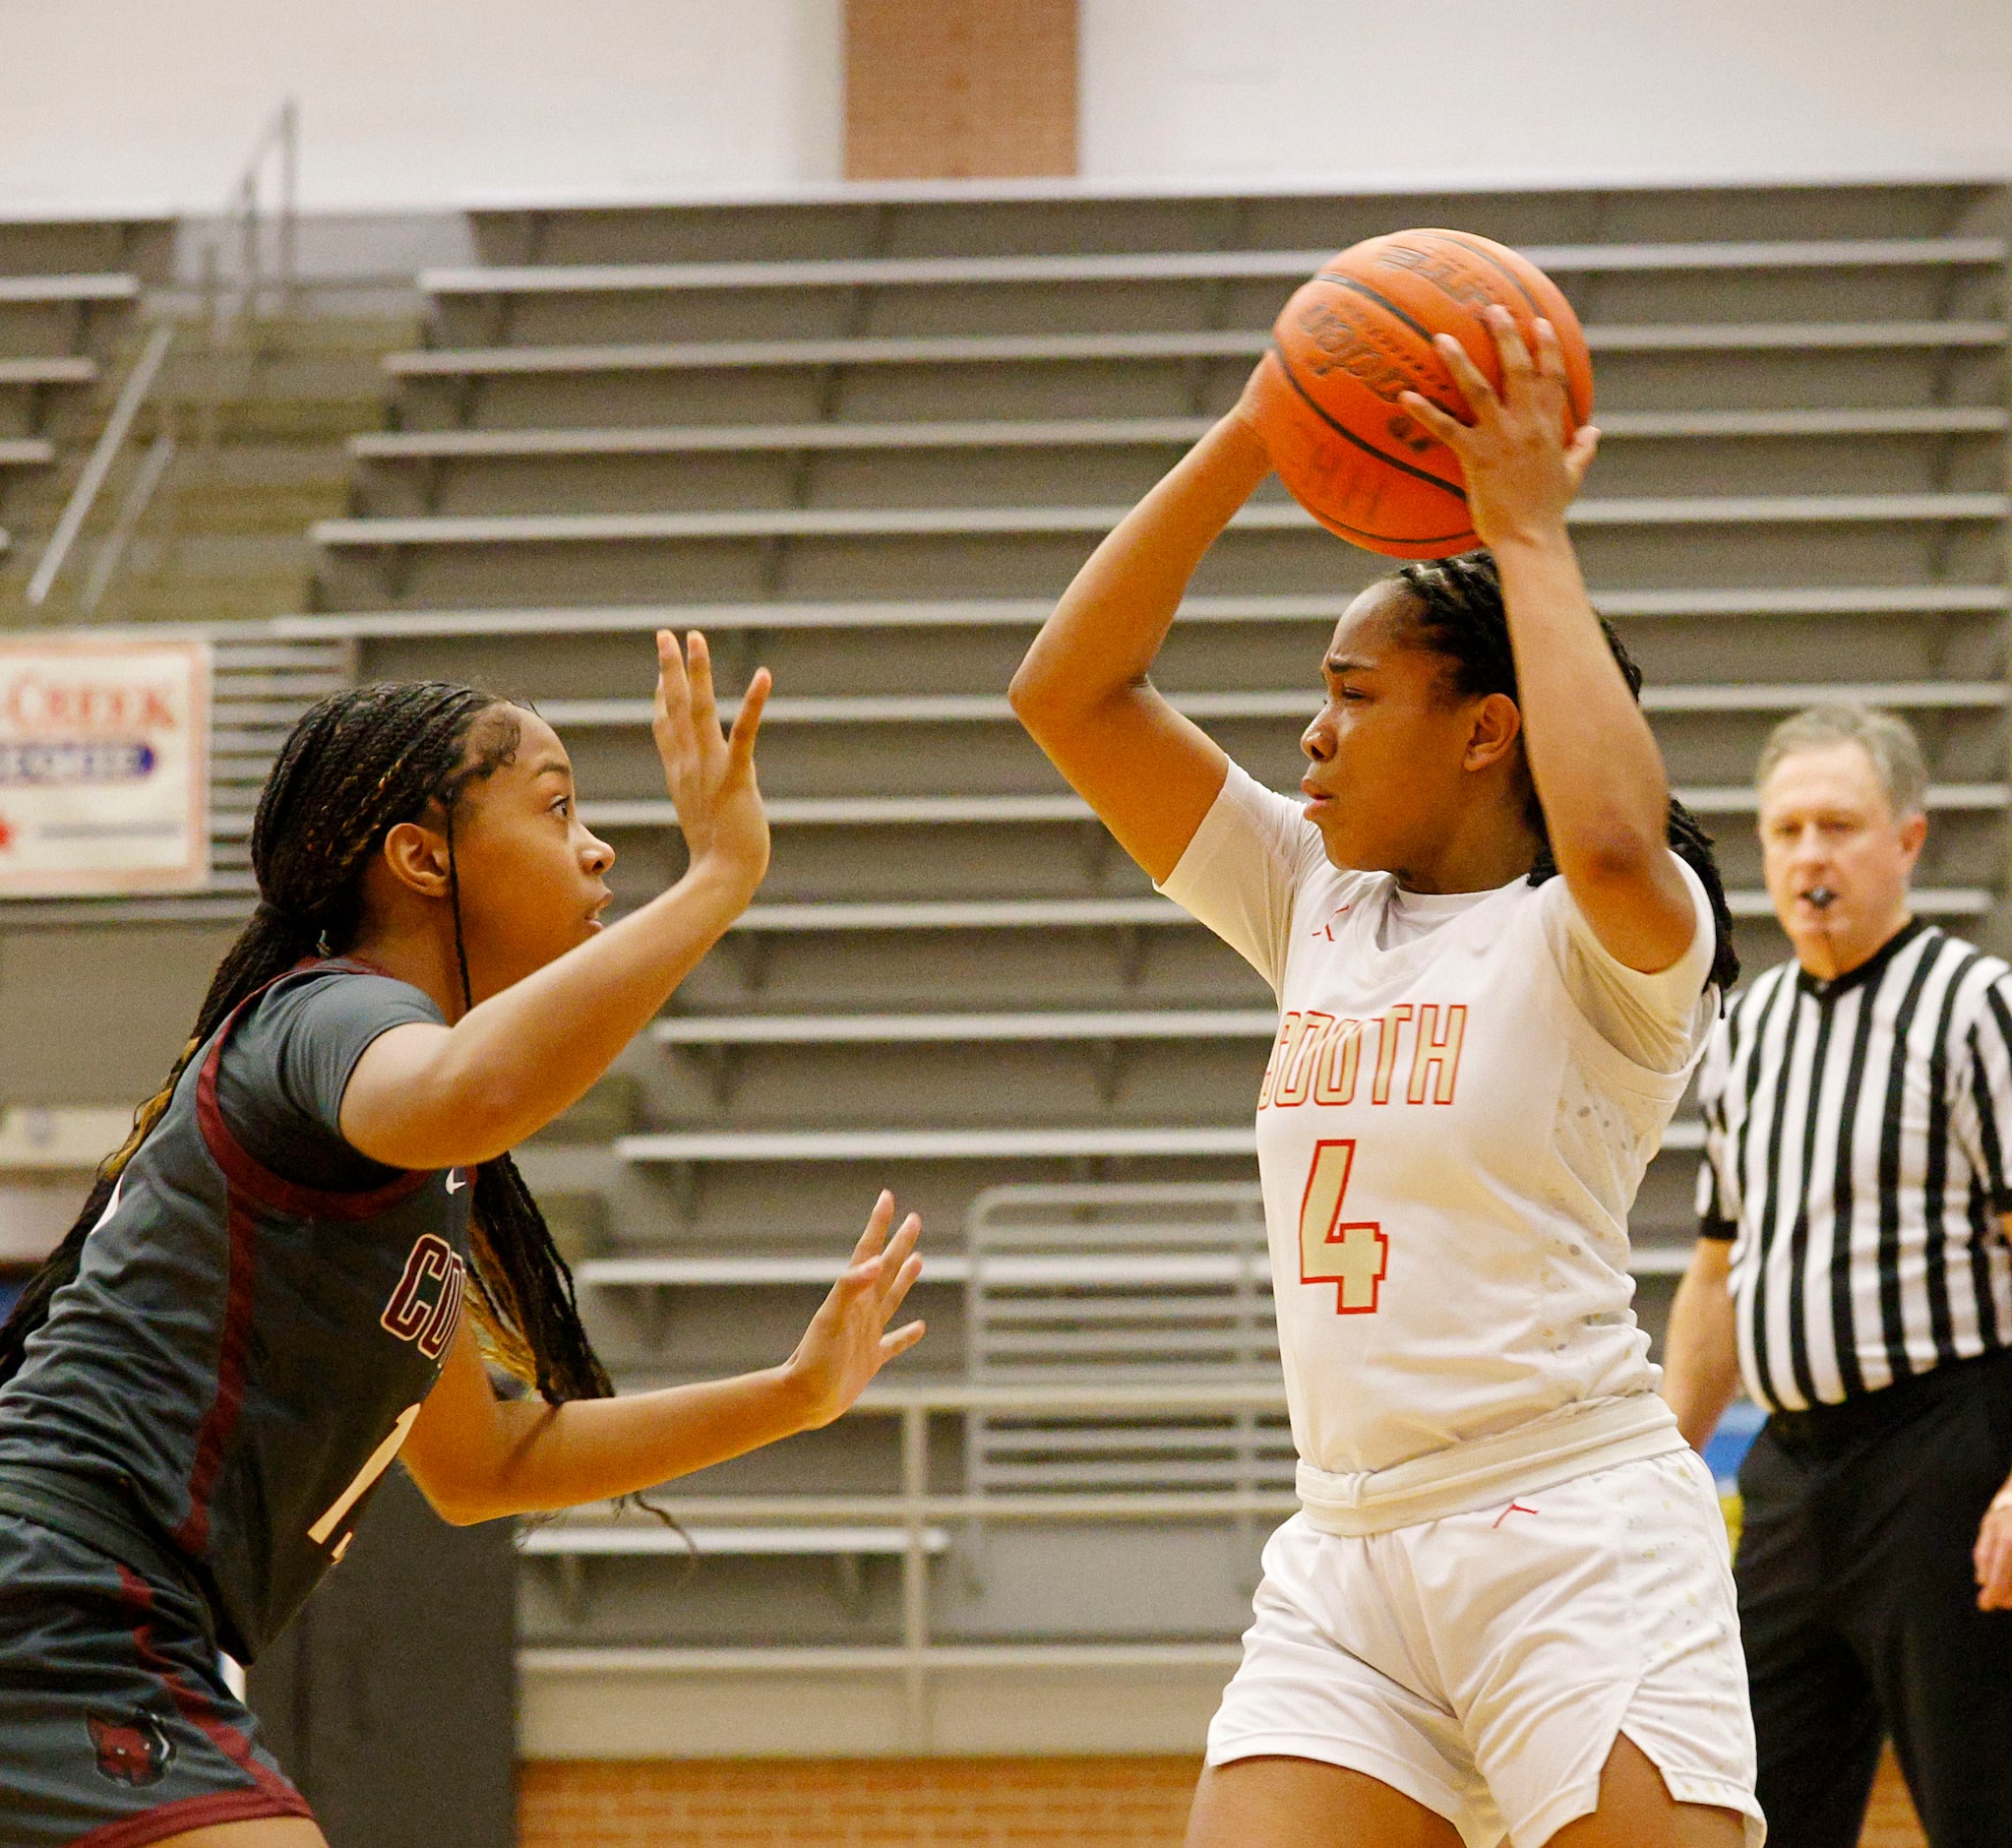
[1735,1346,2012,1848]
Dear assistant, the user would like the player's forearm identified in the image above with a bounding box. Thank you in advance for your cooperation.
[354,857,755,1168]
[1492,527,1670,878]
[444,1366,819,1523]
[1662,1244,1742,1450]
[1011,413,1270,727]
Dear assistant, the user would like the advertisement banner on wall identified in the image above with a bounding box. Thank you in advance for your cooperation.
[0,635,211,896]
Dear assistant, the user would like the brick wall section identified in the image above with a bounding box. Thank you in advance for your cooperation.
[518,1754,1924,1847]
[845,0,1076,179]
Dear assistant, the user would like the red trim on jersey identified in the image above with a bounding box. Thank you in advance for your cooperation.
[196,1020,431,1222]
[178,957,432,1552]
[171,1185,259,1557]
[95,1565,314,1840]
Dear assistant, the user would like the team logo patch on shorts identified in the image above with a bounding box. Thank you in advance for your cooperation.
[88,1708,175,1786]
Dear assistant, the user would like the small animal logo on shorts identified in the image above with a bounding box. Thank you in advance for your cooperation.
[88,1709,175,1786]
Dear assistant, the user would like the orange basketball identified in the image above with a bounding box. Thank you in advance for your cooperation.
[1247,228,1594,558]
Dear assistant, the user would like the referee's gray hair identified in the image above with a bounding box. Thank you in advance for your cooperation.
[1756,704,1928,818]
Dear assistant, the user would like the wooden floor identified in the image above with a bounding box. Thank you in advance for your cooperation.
[518,1749,1931,1846]
[1861,1749,1927,1846]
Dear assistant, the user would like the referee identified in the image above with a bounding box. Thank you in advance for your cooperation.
[1664,703,2012,1848]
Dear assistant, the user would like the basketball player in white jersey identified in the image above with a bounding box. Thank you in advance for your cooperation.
[1010,309,1760,1848]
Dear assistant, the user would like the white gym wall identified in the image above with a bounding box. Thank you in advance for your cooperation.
[0,0,2006,215]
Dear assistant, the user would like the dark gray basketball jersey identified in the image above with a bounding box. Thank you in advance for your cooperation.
[0,960,473,1663]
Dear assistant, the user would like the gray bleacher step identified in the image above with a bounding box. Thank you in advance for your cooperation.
[384,320,2009,377]
[702,889,1990,935]
[0,438,55,467]
[273,583,2011,641]
[311,492,2011,550]
[518,1523,951,1558]
[542,680,2006,731]
[350,404,2009,464]
[0,274,140,305]
[0,355,98,386]
[653,1008,1280,1047]
[419,237,2007,298]
[608,1121,1709,1162]
[563,783,2005,834]
[618,1126,1260,1161]
[351,417,1218,460]
[25,885,1978,937]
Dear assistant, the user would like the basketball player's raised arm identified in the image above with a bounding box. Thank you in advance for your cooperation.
[1009,408,1272,884]
[339,631,770,1170]
[1401,310,1697,975]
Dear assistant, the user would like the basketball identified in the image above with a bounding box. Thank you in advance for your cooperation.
[1248,228,1595,558]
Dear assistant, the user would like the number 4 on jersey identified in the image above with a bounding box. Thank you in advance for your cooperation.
[1299,1140,1386,1314]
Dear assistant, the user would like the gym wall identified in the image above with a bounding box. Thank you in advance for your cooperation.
[2,0,2008,217]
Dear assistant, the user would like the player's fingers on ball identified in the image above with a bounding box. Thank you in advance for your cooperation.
[1397,389,1467,445]
[1533,316,1568,384]
[1433,334,1496,416]
[1564,423,1602,482]
[1484,304,1535,382]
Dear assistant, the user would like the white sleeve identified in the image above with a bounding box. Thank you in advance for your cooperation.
[1155,760,1331,994]
[1538,853,1720,1075]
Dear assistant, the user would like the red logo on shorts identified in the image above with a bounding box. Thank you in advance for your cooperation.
[89,1709,175,1786]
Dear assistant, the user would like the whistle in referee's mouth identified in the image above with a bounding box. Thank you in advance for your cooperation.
[1804,886,1838,910]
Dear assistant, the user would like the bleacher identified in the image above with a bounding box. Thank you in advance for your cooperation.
[266,180,2010,1717]
[0,219,169,577]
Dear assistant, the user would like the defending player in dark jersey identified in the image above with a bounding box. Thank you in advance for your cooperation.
[0,633,926,1848]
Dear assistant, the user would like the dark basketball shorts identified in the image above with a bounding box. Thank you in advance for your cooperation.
[0,1510,312,1847]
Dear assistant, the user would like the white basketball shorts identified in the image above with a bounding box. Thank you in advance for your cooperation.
[1207,1448,1763,1848]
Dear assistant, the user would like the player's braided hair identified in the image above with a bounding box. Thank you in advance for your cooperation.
[0,681,614,1405]
[1393,548,1739,994]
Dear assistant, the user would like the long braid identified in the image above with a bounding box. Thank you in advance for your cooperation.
[0,682,614,1408]
[1393,549,1740,995]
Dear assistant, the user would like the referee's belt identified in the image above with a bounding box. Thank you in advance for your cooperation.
[1765,1344,2012,1453]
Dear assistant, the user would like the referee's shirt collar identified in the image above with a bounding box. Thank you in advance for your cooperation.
[1795,914,1930,1004]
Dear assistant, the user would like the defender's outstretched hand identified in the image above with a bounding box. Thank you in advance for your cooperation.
[782,1192,927,1429]
[1398,305,1600,552]
[654,629,771,897]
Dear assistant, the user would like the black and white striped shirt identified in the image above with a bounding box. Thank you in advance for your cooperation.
[1696,920,2012,1411]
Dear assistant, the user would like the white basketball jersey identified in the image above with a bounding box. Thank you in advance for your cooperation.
[1162,764,1717,1523]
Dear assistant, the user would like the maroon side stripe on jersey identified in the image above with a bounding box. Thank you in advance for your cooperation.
[170,1185,259,1558]
[194,1004,432,1223]
[176,970,435,1554]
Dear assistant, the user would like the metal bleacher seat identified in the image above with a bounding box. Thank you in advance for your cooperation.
[961,1183,1289,1509]
[0,223,171,626]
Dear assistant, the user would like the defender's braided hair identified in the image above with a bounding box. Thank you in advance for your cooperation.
[0,681,613,1404]
[1393,549,1739,994]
